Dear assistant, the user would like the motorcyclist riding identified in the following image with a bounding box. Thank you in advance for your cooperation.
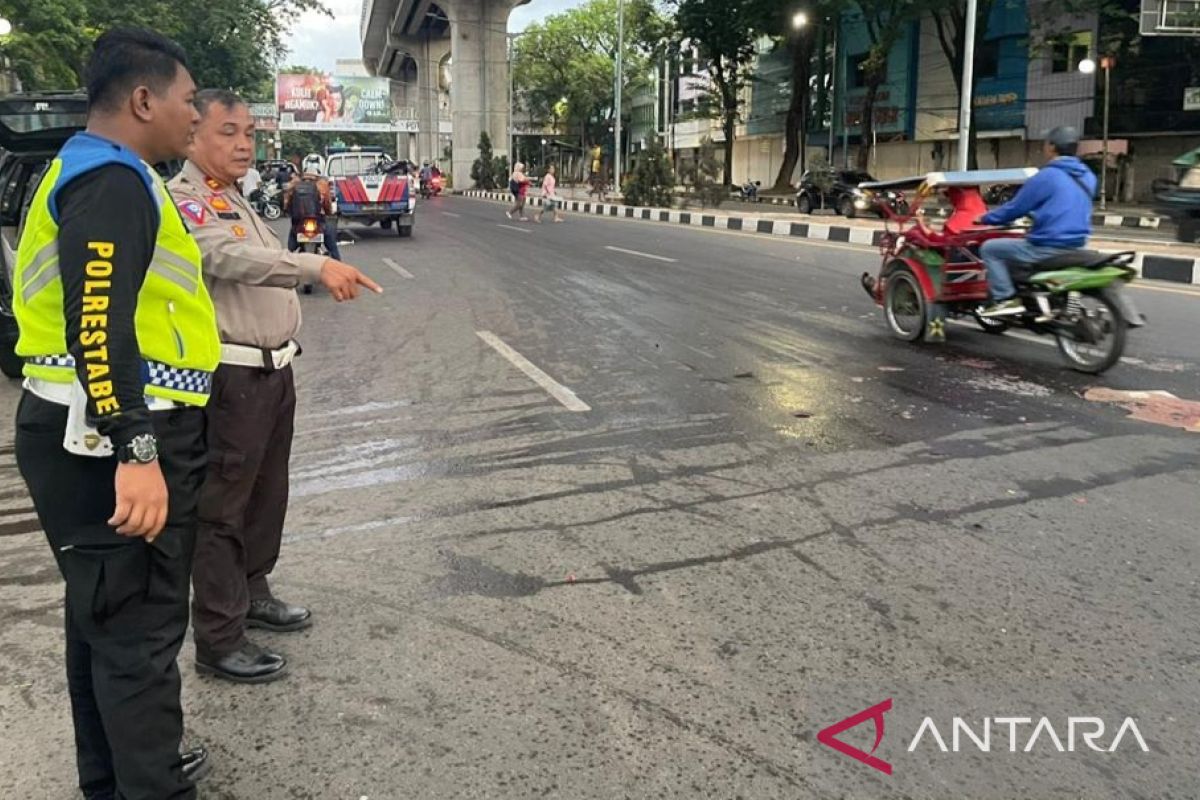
[978,126,1097,317]
[284,167,341,260]
[419,161,433,195]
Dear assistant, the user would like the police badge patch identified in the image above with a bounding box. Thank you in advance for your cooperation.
[177,200,207,225]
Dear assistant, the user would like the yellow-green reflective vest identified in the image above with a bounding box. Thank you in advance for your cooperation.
[13,133,219,406]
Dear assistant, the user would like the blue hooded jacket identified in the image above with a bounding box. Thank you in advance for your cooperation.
[980,156,1096,248]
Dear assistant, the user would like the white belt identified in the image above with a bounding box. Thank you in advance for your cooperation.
[220,340,300,370]
[24,378,183,411]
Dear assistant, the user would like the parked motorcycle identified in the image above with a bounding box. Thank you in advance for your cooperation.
[252,185,283,220]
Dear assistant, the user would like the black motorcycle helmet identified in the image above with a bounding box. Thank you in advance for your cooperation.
[1046,126,1081,156]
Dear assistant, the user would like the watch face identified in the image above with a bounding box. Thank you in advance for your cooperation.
[130,434,158,463]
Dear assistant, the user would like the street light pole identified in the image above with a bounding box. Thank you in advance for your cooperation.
[614,0,626,195]
[1079,55,1110,210]
[508,33,515,166]
[1101,55,1112,211]
[957,0,979,171]
[793,12,809,176]
[828,19,837,162]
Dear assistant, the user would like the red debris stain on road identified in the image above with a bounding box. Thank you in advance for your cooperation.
[956,358,997,370]
[1083,388,1200,433]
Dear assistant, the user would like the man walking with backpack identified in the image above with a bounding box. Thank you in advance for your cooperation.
[285,169,341,260]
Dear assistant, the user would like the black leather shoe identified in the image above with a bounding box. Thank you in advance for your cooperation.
[196,642,288,684]
[182,746,211,783]
[246,596,313,632]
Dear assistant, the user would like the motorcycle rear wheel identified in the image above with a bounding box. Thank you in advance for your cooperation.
[1054,290,1126,374]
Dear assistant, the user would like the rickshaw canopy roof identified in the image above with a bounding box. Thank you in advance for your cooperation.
[1172,146,1200,168]
[861,168,1038,192]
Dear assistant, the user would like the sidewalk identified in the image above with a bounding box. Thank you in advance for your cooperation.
[726,191,1166,231]
[548,183,1165,230]
[459,188,1200,286]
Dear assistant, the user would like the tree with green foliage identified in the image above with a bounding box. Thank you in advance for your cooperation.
[749,0,850,191]
[622,135,675,207]
[851,0,920,173]
[0,0,329,94]
[471,131,498,190]
[806,153,834,209]
[682,136,726,207]
[673,0,761,186]
[493,155,510,188]
[512,0,670,159]
[918,0,998,169]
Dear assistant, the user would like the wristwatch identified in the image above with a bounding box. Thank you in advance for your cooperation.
[117,433,159,464]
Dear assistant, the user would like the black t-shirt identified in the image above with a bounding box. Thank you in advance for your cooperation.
[57,164,158,449]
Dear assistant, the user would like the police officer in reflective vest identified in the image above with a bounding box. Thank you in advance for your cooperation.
[13,29,216,799]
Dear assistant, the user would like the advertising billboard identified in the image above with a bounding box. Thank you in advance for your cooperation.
[275,73,410,132]
[247,102,277,132]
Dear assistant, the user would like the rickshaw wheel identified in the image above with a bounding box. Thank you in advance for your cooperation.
[884,267,926,342]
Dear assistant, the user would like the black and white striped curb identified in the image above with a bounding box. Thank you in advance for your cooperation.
[458,189,1198,285]
[724,195,1162,230]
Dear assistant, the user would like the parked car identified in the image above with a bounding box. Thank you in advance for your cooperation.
[794,169,907,218]
[1153,145,1200,243]
[794,169,874,217]
[0,92,89,378]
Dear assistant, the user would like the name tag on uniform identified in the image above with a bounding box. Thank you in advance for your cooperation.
[217,211,242,220]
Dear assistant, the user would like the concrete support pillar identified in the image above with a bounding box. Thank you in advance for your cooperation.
[418,36,452,166]
[441,0,525,186]
[384,34,450,166]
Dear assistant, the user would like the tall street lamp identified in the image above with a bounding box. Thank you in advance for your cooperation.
[614,0,626,195]
[508,30,532,166]
[956,0,979,171]
[1078,55,1113,211]
[792,11,809,175]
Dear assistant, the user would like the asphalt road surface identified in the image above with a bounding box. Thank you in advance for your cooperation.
[1,195,1198,799]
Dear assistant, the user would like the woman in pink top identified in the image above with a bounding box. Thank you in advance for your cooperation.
[534,163,564,223]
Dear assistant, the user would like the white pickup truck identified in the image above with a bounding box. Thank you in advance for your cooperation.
[319,147,417,238]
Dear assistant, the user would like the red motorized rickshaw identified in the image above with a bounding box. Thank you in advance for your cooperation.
[859,169,1144,374]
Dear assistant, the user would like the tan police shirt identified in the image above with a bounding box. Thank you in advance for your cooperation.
[168,160,325,350]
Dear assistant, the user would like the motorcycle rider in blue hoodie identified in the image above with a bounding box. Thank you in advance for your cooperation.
[978,126,1096,316]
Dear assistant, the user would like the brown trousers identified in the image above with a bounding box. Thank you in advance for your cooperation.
[192,364,296,659]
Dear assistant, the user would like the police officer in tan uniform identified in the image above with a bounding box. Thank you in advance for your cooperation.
[169,89,381,683]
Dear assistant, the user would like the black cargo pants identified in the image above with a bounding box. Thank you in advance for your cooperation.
[15,392,206,800]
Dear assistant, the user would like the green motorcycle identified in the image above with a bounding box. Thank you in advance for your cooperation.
[860,170,1146,376]
[969,250,1144,374]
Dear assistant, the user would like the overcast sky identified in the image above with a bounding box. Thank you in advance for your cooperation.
[286,0,587,73]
